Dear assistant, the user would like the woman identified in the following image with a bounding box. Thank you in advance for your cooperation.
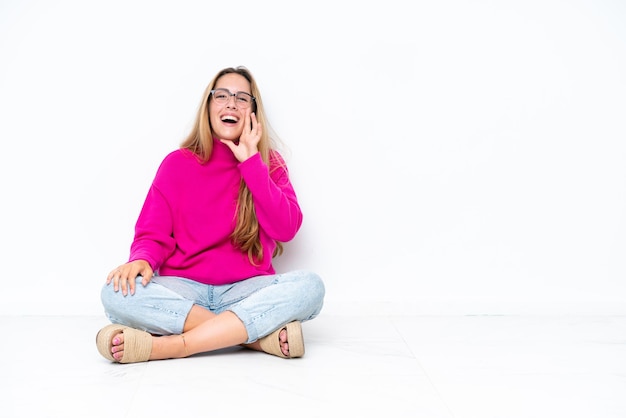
[96,66,325,363]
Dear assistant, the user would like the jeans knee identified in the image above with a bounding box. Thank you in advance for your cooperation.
[100,283,129,319]
[305,271,325,301]
[100,283,112,308]
[294,270,325,317]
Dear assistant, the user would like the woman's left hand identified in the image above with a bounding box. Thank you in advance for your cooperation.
[221,111,262,162]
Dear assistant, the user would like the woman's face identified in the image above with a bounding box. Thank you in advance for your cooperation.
[209,73,253,142]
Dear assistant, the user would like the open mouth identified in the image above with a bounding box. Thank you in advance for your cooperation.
[221,115,239,125]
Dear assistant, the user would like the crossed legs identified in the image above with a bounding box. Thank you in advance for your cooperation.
[106,305,293,361]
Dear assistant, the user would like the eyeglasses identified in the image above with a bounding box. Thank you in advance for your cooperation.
[210,88,256,108]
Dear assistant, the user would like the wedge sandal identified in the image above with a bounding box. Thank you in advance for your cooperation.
[258,321,305,359]
[96,324,152,363]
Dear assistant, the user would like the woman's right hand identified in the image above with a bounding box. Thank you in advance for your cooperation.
[106,260,154,296]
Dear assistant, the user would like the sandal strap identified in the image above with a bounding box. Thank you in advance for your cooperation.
[120,327,152,363]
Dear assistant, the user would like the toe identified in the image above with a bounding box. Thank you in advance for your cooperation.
[112,332,124,347]
[279,328,290,356]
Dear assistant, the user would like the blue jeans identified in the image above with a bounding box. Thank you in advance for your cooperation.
[100,269,325,344]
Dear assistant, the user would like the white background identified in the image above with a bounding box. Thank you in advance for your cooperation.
[1,0,625,316]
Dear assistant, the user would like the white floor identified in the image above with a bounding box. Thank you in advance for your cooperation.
[1,314,625,418]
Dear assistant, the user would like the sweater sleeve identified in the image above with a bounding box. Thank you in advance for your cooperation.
[238,151,303,242]
[128,169,176,271]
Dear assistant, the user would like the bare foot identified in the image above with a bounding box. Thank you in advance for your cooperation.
[109,332,126,361]
[245,326,290,356]
[277,327,290,356]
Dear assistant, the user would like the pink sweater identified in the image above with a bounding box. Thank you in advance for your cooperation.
[128,139,303,285]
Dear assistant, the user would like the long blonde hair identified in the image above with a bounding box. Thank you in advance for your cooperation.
[180,66,283,264]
